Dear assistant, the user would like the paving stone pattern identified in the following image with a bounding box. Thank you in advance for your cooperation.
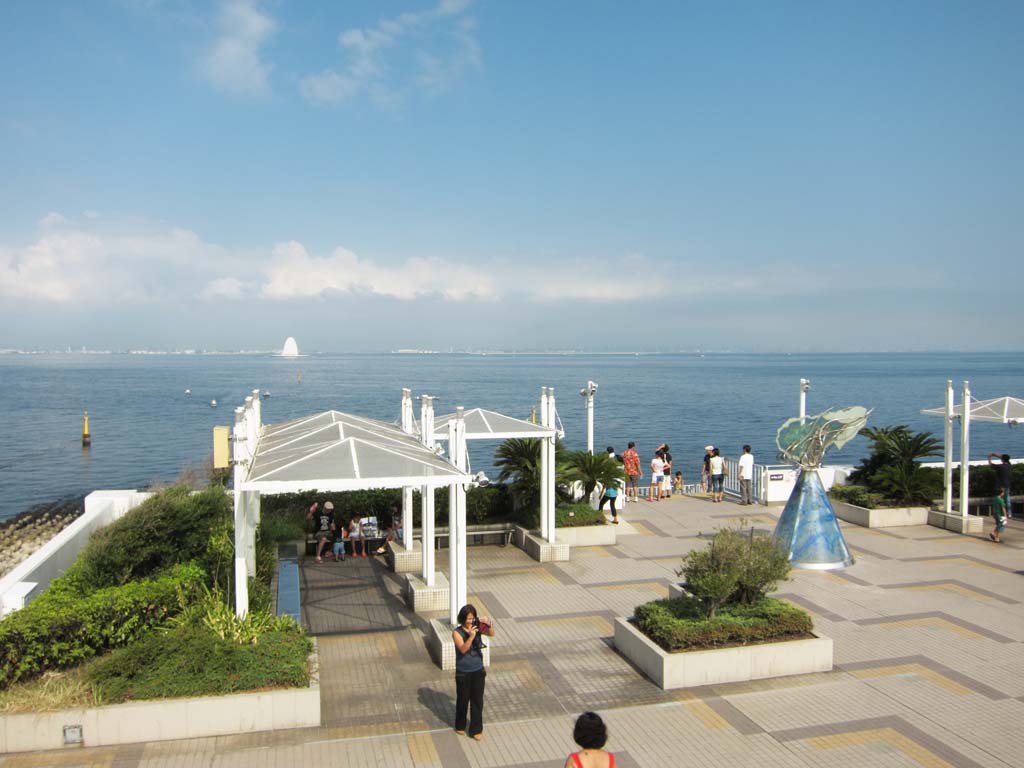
[6,498,1024,767]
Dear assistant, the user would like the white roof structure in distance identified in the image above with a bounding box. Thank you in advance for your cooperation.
[922,395,1024,425]
[431,407,557,440]
[242,410,470,491]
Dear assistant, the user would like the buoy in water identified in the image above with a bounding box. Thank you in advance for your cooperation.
[210,399,217,408]
[262,390,271,397]
[185,388,191,395]
[82,411,91,447]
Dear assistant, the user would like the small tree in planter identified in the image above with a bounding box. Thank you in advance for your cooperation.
[678,525,792,619]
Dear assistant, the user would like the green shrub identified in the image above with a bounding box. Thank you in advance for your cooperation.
[73,486,232,590]
[86,622,311,703]
[555,503,606,527]
[0,564,204,688]
[847,425,943,505]
[634,596,813,651]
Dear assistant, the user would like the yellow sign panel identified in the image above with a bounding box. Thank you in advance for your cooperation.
[213,426,230,469]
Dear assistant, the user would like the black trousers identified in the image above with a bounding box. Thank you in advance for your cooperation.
[454,669,486,736]
[598,494,617,515]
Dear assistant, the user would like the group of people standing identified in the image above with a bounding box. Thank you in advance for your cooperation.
[701,444,755,504]
[617,442,680,505]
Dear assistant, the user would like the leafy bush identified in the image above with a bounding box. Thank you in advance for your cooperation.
[677,524,791,618]
[634,596,813,651]
[86,622,311,703]
[0,564,204,688]
[829,483,875,508]
[555,503,607,527]
[72,486,232,591]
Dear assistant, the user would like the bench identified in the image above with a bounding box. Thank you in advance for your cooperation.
[431,523,516,548]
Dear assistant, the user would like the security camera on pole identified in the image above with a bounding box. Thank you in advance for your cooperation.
[580,380,598,455]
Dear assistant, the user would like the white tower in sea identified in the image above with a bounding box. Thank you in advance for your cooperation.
[280,337,299,357]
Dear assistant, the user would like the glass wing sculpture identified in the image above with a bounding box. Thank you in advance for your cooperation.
[772,406,871,570]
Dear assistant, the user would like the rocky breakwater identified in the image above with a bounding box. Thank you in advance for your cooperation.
[0,498,84,579]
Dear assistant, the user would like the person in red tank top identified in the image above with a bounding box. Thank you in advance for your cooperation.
[565,712,614,768]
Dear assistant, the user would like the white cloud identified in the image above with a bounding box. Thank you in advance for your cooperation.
[0,221,234,304]
[300,0,479,106]
[200,276,245,300]
[201,0,275,97]
[83,210,100,219]
[260,241,498,302]
[38,211,66,227]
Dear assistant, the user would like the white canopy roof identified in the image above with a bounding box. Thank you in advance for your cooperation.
[921,396,1024,425]
[239,410,470,493]
[430,407,557,440]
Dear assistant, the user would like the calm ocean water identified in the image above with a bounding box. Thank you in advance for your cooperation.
[1,352,1022,521]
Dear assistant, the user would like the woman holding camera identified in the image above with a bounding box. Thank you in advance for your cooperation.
[452,603,495,741]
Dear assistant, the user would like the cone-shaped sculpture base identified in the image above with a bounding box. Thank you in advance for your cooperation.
[773,468,854,570]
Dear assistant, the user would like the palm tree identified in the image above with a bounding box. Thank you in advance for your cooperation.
[561,451,625,499]
[494,438,570,514]
[850,425,943,504]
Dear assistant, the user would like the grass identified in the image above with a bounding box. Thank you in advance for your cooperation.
[0,668,100,713]
[555,503,607,527]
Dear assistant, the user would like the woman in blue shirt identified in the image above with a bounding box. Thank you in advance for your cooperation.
[452,603,496,740]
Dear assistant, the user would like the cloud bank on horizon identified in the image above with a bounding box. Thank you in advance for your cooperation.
[0,1,1021,351]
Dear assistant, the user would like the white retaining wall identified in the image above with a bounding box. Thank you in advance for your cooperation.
[0,490,151,616]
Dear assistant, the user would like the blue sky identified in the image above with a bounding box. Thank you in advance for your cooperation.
[1,1,1021,352]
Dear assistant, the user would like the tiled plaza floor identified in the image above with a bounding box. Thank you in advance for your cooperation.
[5,495,1024,767]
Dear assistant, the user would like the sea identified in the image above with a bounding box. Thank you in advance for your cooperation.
[1,352,1022,522]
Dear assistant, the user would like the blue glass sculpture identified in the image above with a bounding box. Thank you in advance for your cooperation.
[772,406,870,570]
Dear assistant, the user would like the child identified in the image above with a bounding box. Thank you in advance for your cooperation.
[332,526,347,561]
[673,471,684,495]
[348,515,365,557]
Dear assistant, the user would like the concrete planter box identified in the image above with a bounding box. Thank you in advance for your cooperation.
[928,510,984,534]
[554,523,616,547]
[514,526,569,562]
[833,501,929,528]
[405,571,449,613]
[614,617,832,690]
[0,643,321,754]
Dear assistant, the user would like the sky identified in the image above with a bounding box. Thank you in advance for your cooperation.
[0,0,1021,353]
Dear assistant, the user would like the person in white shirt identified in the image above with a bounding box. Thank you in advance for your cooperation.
[708,448,726,503]
[738,445,755,505]
[649,451,665,502]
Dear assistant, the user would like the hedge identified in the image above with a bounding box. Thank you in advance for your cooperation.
[0,563,205,688]
[634,596,813,652]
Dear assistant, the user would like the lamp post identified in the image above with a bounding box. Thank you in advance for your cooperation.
[799,378,810,424]
[580,380,597,455]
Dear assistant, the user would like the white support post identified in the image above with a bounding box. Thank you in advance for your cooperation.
[546,388,557,542]
[249,390,261,529]
[421,395,436,585]
[944,380,953,514]
[581,381,596,455]
[244,395,255,451]
[402,487,414,550]
[449,407,467,626]
[232,407,248,617]
[799,378,809,424]
[401,388,414,549]
[959,380,971,518]
[539,387,549,539]
[251,389,262,436]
